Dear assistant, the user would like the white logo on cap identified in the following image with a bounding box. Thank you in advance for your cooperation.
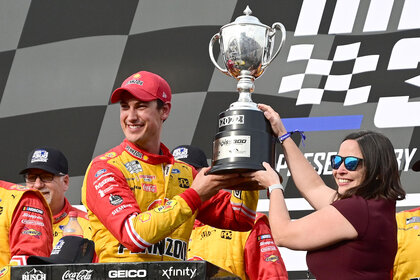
[173,148,188,160]
[51,239,65,255]
[162,92,167,99]
[31,150,49,163]
[126,80,144,86]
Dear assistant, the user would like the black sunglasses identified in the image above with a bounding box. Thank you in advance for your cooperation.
[24,173,56,183]
[331,155,363,171]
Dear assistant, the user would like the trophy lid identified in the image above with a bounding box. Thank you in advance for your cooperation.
[233,6,265,26]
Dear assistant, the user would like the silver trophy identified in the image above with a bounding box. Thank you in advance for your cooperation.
[208,6,286,187]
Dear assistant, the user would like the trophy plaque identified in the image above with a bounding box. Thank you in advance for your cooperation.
[208,6,286,188]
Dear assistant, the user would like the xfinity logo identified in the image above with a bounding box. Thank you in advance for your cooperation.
[108,269,147,278]
[161,267,197,279]
[219,115,244,128]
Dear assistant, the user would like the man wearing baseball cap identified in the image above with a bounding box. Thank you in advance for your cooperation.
[20,147,91,247]
[172,145,287,279]
[392,159,420,279]
[81,70,258,262]
[171,145,209,171]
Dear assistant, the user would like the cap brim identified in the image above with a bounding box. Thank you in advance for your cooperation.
[27,238,95,265]
[189,161,209,169]
[19,164,61,175]
[413,160,420,171]
[27,255,67,265]
[110,86,157,103]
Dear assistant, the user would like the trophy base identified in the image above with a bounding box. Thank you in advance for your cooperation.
[227,180,266,190]
[208,162,264,174]
[208,163,267,190]
[208,109,275,190]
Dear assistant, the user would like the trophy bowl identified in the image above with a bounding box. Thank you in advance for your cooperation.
[209,6,286,110]
[207,6,286,190]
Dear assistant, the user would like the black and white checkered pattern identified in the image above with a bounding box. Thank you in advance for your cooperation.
[1,0,420,277]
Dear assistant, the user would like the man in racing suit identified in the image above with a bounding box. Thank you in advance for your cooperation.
[172,145,287,279]
[82,71,258,262]
[20,147,91,247]
[392,160,420,279]
[0,180,53,279]
[188,213,288,280]
[393,206,420,279]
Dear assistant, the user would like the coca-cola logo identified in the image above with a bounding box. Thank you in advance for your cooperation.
[61,269,93,280]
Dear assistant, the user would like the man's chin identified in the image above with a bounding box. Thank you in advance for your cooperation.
[43,195,52,205]
[125,135,143,144]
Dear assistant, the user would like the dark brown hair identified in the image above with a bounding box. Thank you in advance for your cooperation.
[156,99,165,109]
[337,130,406,201]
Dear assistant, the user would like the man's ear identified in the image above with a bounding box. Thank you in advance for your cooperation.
[161,102,171,121]
[62,174,70,192]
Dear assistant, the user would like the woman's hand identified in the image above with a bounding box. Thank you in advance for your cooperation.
[258,104,287,137]
[244,162,282,189]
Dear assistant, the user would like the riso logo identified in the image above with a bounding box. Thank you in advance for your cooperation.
[108,269,147,278]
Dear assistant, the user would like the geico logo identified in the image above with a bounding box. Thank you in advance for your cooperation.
[108,269,147,278]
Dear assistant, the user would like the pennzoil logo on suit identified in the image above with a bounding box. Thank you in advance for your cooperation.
[154,201,177,213]
[178,178,190,188]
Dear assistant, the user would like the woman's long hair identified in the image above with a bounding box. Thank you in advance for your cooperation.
[337,130,406,201]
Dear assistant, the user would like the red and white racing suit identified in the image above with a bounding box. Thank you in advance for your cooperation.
[0,180,52,279]
[82,139,258,262]
[52,197,92,247]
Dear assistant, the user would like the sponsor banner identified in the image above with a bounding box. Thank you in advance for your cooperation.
[11,262,240,279]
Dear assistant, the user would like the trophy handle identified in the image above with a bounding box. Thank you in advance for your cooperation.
[209,33,230,76]
[262,22,287,69]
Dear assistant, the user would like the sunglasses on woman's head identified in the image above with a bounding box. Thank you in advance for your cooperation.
[331,155,363,171]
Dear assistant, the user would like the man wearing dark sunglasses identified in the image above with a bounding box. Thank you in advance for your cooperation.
[20,147,91,247]
[392,160,420,279]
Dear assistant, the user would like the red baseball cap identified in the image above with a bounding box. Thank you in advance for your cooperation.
[110,71,171,104]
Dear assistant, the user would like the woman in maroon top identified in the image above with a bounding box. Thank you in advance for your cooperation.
[247,104,406,279]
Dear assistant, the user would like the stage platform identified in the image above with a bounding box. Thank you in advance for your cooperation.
[11,261,240,280]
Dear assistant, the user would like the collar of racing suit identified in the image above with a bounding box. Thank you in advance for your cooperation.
[53,197,71,224]
[122,139,175,165]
